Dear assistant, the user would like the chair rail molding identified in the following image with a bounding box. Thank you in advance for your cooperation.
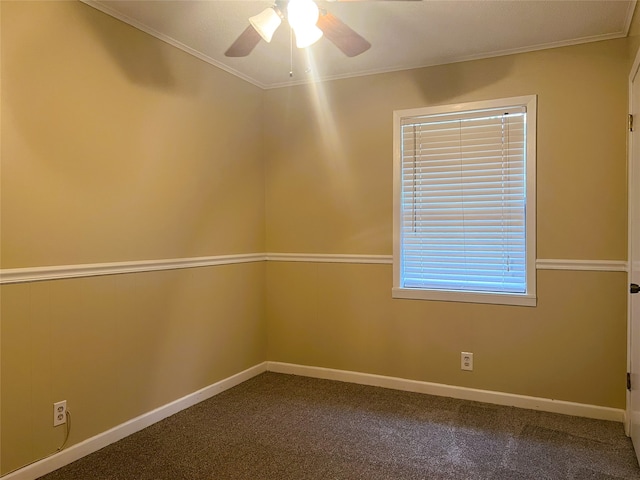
[0,254,266,284]
[0,254,628,284]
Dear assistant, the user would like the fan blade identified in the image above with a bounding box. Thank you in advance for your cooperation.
[317,12,371,57]
[225,25,262,57]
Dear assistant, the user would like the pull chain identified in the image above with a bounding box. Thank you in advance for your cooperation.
[289,25,294,77]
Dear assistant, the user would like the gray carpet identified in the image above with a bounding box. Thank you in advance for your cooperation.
[38,372,640,479]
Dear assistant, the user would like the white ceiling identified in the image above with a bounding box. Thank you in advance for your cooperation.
[85,0,637,89]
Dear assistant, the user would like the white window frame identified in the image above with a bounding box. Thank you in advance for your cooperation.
[392,95,537,306]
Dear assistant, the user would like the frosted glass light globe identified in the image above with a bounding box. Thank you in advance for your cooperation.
[287,0,319,31]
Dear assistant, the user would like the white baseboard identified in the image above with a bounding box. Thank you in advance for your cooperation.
[2,362,268,480]
[267,361,625,423]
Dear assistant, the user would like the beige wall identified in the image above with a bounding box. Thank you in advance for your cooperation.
[1,1,266,474]
[267,264,626,404]
[1,265,266,473]
[265,38,632,409]
[2,1,265,268]
[265,40,629,259]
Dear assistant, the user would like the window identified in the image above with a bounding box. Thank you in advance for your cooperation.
[392,96,536,306]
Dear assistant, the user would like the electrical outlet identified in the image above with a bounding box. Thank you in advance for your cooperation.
[461,352,473,371]
[53,400,67,426]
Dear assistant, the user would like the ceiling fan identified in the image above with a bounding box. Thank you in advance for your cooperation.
[225,0,371,58]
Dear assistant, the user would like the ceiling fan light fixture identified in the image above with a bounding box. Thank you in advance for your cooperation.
[249,7,282,43]
[288,0,322,48]
[293,25,323,48]
[287,0,319,31]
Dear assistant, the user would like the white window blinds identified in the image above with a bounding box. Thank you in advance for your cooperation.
[399,105,528,294]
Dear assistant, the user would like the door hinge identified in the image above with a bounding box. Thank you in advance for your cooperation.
[628,372,632,391]
[630,114,634,132]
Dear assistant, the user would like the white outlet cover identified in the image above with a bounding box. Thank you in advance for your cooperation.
[461,352,474,371]
[53,400,67,426]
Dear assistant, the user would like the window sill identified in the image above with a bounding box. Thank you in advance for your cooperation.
[392,287,537,307]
